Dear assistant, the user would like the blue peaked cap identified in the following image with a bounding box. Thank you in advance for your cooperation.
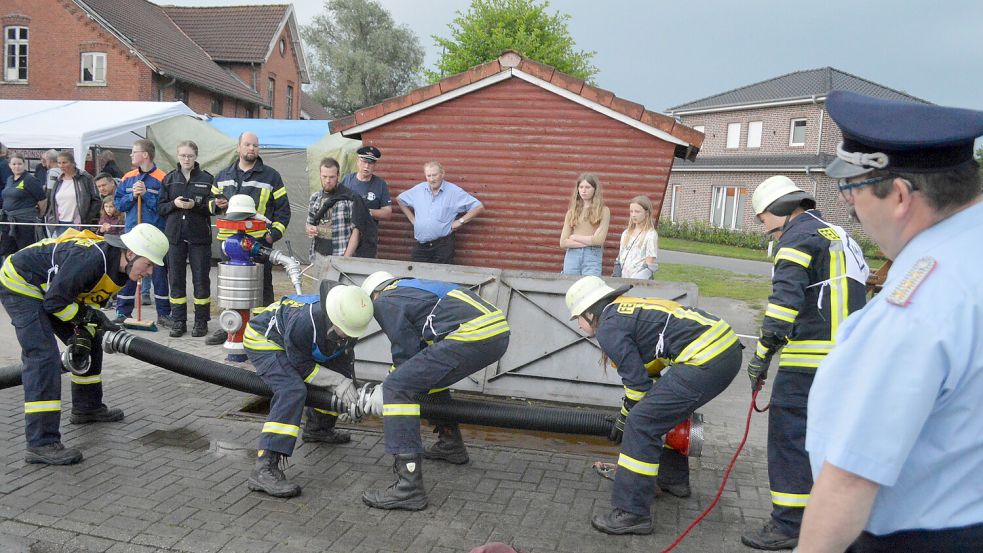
[825,91,983,178]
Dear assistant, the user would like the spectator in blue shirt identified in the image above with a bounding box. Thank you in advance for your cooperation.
[397,161,483,264]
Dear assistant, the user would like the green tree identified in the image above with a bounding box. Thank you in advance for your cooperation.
[302,0,424,117]
[427,0,598,83]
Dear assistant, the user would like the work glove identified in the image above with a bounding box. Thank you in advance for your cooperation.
[62,330,93,375]
[307,367,358,406]
[609,397,638,444]
[747,355,771,392]
[366,385,384,417]
[70,305,120,333]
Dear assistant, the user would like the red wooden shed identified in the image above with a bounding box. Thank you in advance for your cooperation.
[330,51,704,273]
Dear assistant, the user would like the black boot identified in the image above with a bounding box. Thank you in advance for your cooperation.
[191,320,208,338]
[205,328,227,345]
[590,508,653,535]
[423,424,469,464]
[657,480,692,498]
[25,442,83,465]
[70,405,124,424]
[302,408,351,444]
[247,451,301,498]
[741,521,799,550]
[169,321,187,338]
[361,454,428,511]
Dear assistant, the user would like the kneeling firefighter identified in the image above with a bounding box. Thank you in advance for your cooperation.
[566,276,742,535]
[0,224,168,465]
[242,280,373,498]
[359,271,510,511]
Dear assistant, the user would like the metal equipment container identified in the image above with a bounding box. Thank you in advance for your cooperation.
[216,263,263,309]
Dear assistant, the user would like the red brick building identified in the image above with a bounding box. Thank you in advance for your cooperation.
[330,51,704,273]
[0,0,309,119]
[663,68,927,234]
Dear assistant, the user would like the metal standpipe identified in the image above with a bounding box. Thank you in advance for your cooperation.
[215,262,263,362]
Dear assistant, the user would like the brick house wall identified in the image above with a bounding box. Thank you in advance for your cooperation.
[661,101,864,237]
[0,0,150,101]
[253,24,301,119]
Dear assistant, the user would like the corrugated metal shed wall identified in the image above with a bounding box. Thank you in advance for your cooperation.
[362,77,677,273]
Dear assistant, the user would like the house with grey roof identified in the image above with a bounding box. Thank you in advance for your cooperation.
[0,0,311,119]
[662,67,926,234]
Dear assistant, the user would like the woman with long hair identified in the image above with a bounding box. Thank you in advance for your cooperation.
[560,173,610,276]
[1,153,47,254]
[45,151,101,237]
[617,195,659,279]
[565,276,741,535]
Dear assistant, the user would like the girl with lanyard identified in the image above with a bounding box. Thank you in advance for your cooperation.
[560,173,610,276]
[565,276,742,535]
[1,153,47,254]
[616,195,659,279]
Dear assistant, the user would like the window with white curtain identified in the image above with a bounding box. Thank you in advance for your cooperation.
[710,186,748,229]
[80,52,106,83]
[747,121,762,148]
[726,122,741,149]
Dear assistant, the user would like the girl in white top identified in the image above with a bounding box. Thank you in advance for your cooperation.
[560,173,610,276]
[618,195,659,279]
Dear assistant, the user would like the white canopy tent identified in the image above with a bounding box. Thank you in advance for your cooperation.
[0,100,196,162]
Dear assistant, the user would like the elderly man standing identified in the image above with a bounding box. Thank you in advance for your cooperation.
[340,146,391,258]
[795,92,983,553]
[207,131,290,345]
[397,161,483,264]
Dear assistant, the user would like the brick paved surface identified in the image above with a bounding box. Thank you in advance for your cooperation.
[0,275,780,553]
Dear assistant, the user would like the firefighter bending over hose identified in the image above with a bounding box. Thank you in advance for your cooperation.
[0,224,169,465]
[566,276,742,535]
[242,280,373,498]
[359,271,510,511]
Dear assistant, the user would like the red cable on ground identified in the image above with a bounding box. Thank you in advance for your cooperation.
[660,389,762,553]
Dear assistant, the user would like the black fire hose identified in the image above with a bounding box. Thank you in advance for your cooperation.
[101,331,614,436]
[0,363,23,389]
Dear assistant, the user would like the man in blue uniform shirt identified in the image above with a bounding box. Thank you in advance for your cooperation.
[796,91,983,553]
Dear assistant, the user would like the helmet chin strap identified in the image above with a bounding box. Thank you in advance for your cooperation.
[122,250,137,277]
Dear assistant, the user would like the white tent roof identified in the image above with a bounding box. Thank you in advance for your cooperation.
[0,100,196,163]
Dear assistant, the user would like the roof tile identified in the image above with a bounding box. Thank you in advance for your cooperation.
[517,58,554,82]
[550,71,584,95]
[162,5,287,63]
[580,83,615,107]
[609,96,644,120]
[438,70,473,94]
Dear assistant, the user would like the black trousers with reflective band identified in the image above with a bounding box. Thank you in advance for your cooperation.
[849,521,983,553]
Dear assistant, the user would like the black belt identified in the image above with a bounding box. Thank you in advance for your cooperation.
[417,234,452,248]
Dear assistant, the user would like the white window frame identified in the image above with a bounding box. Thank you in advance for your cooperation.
[710,185,748,230]
[692,125,705,134]
[4,26,29,82]
[726,122,741,149]
[669,185,681,223]
[267,77,276,118]
[80,52,106,83]
[747,120,763,148]
[789,118,807,146]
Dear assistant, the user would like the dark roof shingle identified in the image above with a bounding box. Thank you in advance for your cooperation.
[162,5,287,63]
[672,154,835,171]
[77,0,263,105]
[669,67,928,112]
[300,92,331,120]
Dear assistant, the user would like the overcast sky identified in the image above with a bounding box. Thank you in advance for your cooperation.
[164,0,983,113]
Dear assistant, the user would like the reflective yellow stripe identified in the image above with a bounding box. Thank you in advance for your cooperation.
[25,400,61,413]
[755,341,770,358]
[428,387,449,394]
[71,374,101,385]
[272,186,287,200]
[775,247,812,269]
[243,325,284,351]
[771,491,809,508]
[765,303,798,323]
[52,302,80,322]
[446,320,510,342]
[211,186,223,196]
[687,330,738,365]
[1,258,44,299]
[447,289,493,315]
[624,387,646,401]
[271,221,286,235]
[262,422,300,437]
[389,364,397,374]
[617,453,659,476]
[257,188,271,215]
[170,296,187,305]
[382,404,421,417]
[313,408,338,416]
[304,364,322,384]
[829,249,848,337]
[783,340,833,355]
[193,297,210,305]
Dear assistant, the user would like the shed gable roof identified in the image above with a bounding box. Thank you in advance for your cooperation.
[668,67,928,113]
[330,51,704,161]
[74,0,264,105]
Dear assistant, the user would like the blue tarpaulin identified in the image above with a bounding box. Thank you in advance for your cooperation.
[205,117,331,149]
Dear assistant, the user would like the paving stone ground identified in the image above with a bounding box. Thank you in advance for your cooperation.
[0,270,782,553]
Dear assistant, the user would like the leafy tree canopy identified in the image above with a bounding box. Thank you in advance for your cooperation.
[427,0,597,83]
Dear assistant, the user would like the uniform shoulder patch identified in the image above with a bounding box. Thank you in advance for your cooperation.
[886,257,937,307]
[817,227,840,241]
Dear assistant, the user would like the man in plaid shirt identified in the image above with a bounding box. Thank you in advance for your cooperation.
[305,157,371,276]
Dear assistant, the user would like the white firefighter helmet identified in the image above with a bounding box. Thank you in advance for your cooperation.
[566,276,620,321]
[361,271,395,296]
[120,223,168,266]
[751,176,815,216]
[224,194,257,221]
[324,284,373,338]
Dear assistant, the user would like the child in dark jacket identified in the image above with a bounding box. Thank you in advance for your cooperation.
[98,197,123,236]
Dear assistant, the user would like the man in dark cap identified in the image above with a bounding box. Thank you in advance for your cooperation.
[339,145,390,257]
[797,91,983,553]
